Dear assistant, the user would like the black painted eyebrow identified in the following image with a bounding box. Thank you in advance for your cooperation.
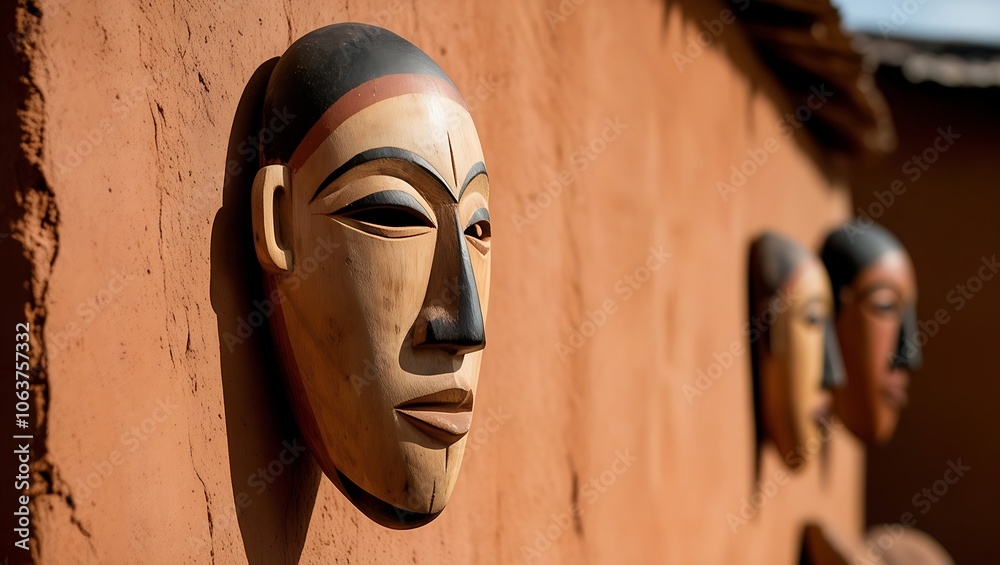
[332,190,433,224]
[795,296,830,316]
[859,283,902,300]
[310,146,452,203]
[466,207,490,228]
[458,161,488,200]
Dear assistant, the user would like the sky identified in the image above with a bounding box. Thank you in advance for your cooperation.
[832,0,1000,45]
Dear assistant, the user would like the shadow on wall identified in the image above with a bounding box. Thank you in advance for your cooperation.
[209,58,321,564]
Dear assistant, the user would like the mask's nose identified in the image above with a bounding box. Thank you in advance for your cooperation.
[412,210,486,355]
[821,319,846,389]
[891,306,923,371]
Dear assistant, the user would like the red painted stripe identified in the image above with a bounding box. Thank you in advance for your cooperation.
[289,74,467,171]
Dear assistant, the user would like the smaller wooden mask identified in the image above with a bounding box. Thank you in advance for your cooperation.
[250,24,491,528]
[821,221,921,445]
[749,233,845,471]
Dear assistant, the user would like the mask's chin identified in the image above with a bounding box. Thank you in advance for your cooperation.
[335,469,441,529]
[872,404,899,445]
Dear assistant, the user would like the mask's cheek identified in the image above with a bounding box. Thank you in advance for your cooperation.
[329,221,435,352]
[785,325,823,445]
[861,314,900,385]
[469,247,491,319]
[274,215,438,489]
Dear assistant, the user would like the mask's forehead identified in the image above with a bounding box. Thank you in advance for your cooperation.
[855,250,916,301]
[291,78,485,201]
[790,259,831,302]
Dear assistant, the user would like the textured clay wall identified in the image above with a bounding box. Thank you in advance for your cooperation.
[9,0,862,563]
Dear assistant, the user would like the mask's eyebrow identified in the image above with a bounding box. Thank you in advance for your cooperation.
[466,207,490,228]
[858,283,902,300]
[796,295,829,312]
[309,146,452,204]
[458,161,488,200]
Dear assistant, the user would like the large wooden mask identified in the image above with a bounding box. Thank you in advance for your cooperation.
[748,233,844,471]
[821,221,920,445]
[250,23,491,528]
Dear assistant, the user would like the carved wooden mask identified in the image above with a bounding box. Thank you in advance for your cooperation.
[821,221,921,445]
[250,24,491,528]
[749,233,844,471]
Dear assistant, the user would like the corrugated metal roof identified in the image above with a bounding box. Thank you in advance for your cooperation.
[854,34,1000,88]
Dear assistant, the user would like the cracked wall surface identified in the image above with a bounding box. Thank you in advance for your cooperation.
[12,0,865,563]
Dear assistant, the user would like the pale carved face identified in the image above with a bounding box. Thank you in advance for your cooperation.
[253,73,490,527]
[833,250,917,444]
[759,259,836,469]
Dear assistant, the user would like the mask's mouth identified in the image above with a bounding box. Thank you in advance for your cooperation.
[879,370,910,410]
[810,391,833,427]
[395,388,474,444]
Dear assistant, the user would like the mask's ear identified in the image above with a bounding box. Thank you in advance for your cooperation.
[251,164,294,273]
[822,319,846,389]
[892,306,923,371]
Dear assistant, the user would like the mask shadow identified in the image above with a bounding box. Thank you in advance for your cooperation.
[209,57,321,564]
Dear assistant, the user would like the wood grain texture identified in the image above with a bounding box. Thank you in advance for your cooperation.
[251,27,491,527]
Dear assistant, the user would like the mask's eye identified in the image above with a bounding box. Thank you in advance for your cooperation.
[464,208,491,240]
[801,300,827,327]
[466,221,491,240]
[332,190,434,235]
[345,207,430,227]
[863,287,902,318]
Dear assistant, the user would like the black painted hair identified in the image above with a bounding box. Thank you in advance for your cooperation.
[820,220,903,312]
[748,232,809,356]
[260,23,458,164]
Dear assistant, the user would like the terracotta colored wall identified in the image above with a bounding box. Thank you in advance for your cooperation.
[5,0,866,563]
[851,67,1000,564]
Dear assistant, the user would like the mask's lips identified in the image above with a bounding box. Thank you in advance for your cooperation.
[811,391,833,426]
[880,370,910,409]
[395,388,474,445]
